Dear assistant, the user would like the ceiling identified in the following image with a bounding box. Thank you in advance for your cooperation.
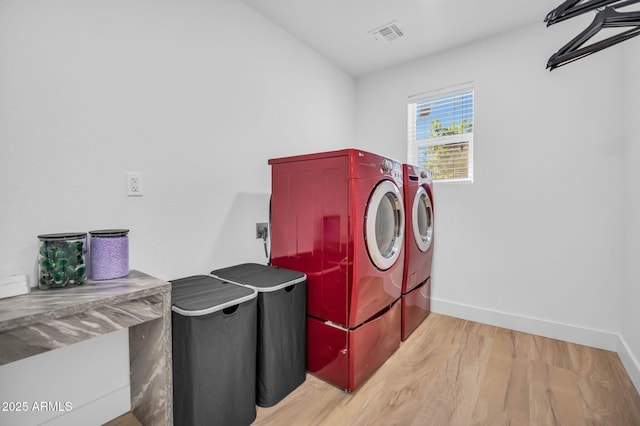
[241,0,563,76]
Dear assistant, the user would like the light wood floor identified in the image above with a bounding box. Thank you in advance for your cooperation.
[253,313,640,426]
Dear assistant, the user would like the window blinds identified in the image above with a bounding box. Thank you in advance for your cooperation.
[408,83,474,182]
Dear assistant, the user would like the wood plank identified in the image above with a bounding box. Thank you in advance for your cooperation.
[471,328,529,425]
[102,412,142,426]
[529,361,586,426]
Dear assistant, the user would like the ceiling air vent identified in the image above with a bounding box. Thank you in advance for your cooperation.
[370,21,404,44]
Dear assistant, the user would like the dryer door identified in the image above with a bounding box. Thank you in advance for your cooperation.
[412,185,433,252]
[365,180,405,270]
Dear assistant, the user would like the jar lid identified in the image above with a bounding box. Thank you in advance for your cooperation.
[38,232,87,241]
[89,229,129,237]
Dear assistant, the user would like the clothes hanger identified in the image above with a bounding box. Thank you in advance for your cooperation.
[545,0,639,26]
[547,2,640,70]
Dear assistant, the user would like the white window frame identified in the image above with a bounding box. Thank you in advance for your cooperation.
[407,82,474,183]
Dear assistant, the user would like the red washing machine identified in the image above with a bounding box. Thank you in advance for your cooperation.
[268,149,405,392]
[401,164,434,341]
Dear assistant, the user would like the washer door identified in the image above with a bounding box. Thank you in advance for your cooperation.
[365,180,405,270]
[412,186,433,252]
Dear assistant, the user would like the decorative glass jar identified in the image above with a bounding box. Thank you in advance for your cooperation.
[37,232,87,289]
[89,229,129,280]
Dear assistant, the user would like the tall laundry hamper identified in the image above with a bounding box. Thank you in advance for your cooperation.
[211,263,307,407]
[171,275,257,426]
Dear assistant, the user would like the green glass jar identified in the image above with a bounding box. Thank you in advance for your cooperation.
[37,232,87,290]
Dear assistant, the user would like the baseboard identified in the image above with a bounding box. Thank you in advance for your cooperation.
[431,297,619,351]
[617,334,640,394]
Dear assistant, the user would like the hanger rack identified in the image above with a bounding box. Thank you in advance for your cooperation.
[546,0,640,70]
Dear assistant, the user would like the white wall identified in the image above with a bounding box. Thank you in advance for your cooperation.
[356,22,627,350]
[0,0,355,423]
[620,43,640,391]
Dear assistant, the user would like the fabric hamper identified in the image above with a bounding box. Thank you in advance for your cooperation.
[171,275,257,426]
[211,263,307,407]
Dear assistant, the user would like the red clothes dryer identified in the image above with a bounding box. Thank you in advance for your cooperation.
[269,149,405,392]
[401,164,434,341]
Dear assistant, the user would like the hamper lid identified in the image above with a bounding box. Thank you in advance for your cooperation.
[210,263,306,292]
[89,229,129,237]
[170,275,257,317]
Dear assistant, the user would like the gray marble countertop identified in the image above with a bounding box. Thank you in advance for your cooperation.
[0,270,171,332]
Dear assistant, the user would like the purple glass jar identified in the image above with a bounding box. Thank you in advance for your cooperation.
[89,229,129,280]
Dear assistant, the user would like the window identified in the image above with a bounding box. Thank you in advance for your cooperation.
[407,82,474,182]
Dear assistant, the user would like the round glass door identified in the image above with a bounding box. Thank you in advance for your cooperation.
[365,180,404,270]
[412,186,433,252]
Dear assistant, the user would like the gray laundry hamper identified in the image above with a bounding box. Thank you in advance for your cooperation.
[171,275,257,426]
[211,263,307,407]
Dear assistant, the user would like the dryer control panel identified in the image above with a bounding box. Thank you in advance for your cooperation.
[382,158,403,181]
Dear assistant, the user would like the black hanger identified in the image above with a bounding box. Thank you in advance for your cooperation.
[545,0,638,26]
[547,2,640,70]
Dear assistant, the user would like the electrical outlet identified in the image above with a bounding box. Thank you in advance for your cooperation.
[127,172,143,197]
[256,223,268,239]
